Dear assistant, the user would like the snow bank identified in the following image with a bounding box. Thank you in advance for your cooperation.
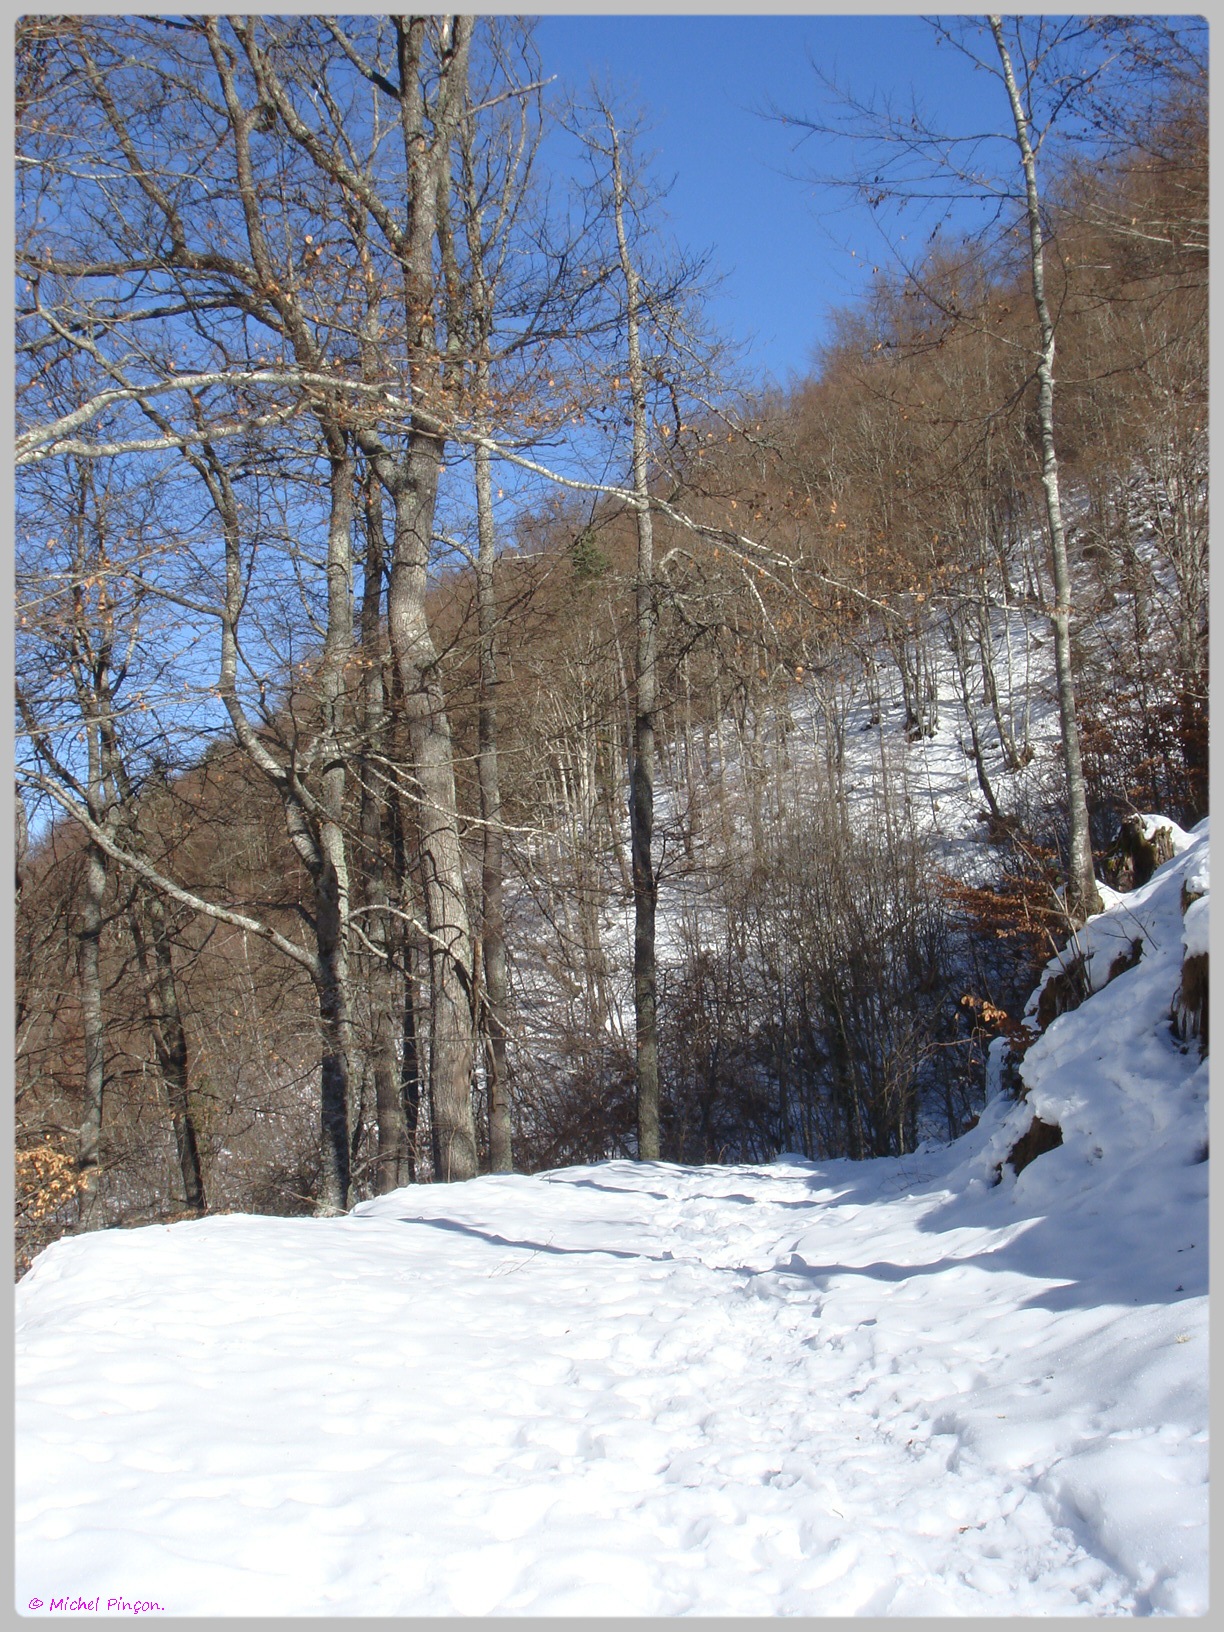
[15,825,1209,1616]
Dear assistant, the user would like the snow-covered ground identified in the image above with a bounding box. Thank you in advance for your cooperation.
[16,821,1208,1616]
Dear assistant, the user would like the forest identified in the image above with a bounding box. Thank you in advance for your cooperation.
[14,15,1207,1275]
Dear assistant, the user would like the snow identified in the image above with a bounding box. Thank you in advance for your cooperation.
[1184,896,1209,959]
[1136,814,1196,855]
[15,824,1209,1617]
[1182,843,1210,960]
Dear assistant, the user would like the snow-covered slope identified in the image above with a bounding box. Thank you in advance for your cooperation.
[15,823,1208,1616]
[508,591,1066,1122]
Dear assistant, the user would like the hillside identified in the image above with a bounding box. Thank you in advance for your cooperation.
[16,820,1208,1616]
[16,17,1205,1238]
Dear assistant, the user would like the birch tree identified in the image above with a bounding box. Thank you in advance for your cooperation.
[988,15,1100,921]
[781,15,1115,921]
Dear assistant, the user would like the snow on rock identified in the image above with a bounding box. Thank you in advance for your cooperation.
[1028,816,1207,1023]
[1139,813,1196,855]
[1183,895,1209,959]
[1182,841,1210,961]
[1183,842,1211,900]
[15,825,1209,1617]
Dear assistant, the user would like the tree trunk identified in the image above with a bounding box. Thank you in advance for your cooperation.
[314,866,352,1214]
[312,442,358,1214]
[401,933,423,1182]
[360,15,478,1184]
[15,790,29,906]
[609,117,661,1163]
[474,438,513,1172]
[76,836,106,1225]
[359,471,413,1194]
[387,761,426,1184]
[949,605,1003,821]
[387,469,479,1183]
[128,885,206,1213]
[992,17,1101,923]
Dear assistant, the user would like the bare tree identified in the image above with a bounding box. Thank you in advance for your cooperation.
[558,92,733,1161]
[606,109,663,1161]
[16,446,212,1222]
[445,23,555,1172]
[353,468,415,1193]
[988,15,1100,921]
[15,16,539,1195]
[778,15,1119,920]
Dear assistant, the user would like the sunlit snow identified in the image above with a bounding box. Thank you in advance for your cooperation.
[15,823,1208,1616]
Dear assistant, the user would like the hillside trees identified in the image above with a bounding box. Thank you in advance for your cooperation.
[988,14,1100,921]
[16,15,567,1205]
[14,16,1207,1260]
[784,18,1094,914]
[782,13,1208,916]
[223,13,485,1186]
[14,449,224,1235]
[441,22,559,1173]
[19,17,360,1211]
[1052,47,1208,830]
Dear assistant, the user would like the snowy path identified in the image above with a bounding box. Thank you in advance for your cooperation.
[17,1148,1205,1616]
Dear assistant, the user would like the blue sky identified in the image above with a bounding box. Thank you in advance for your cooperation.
[532,13,1013,389]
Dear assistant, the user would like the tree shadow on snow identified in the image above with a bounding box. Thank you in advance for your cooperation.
[397,1214,674,1262]
[774,1192,1204,1314]
[541,1176,672,1203]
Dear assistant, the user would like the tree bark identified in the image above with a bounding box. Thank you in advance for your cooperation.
[306,439,358,1215]
[15,790,29,906]
[359,472,414,1194]
[400,928,423,1184]
[992,17,1102,923]
[386,468,479,1183]
[474,439,513,1172]
[76,835,106,1225]
[609,117,661,1163]
[361,16,479,1184]
[127,884,206,1213]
